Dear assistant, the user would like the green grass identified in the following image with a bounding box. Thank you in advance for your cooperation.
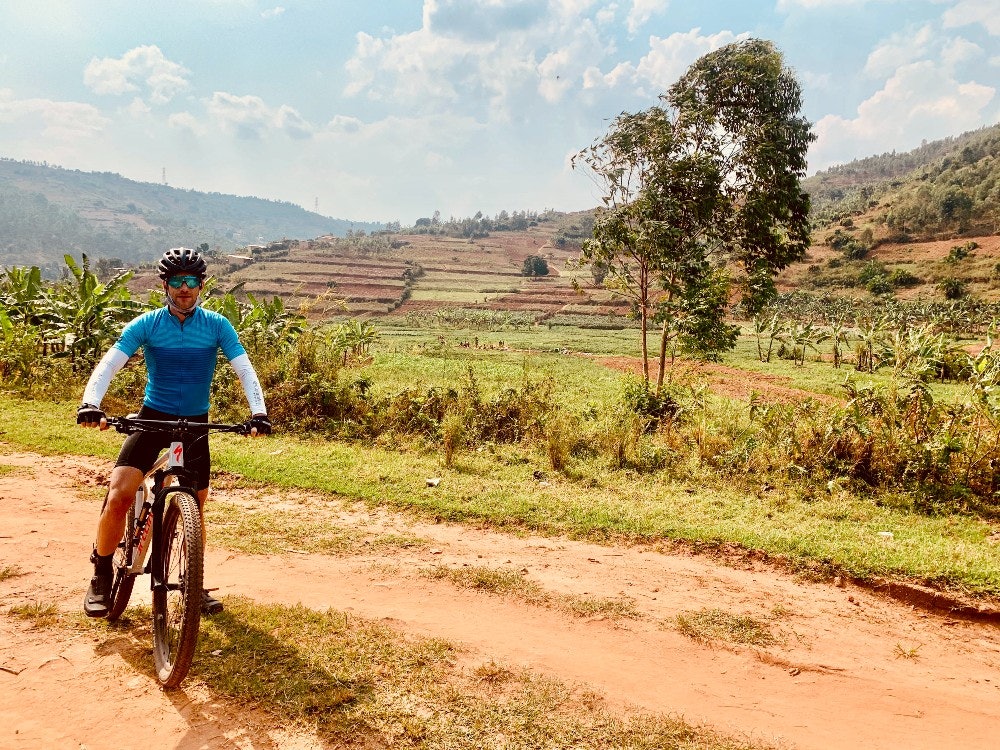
[380,321,643,357]
[0,464,28,477]
[3,393,1000,598]
[422,564,643,620]
[7,601,62,627]
[101,597,773,749]
[675,608,779,647]
[362,343,626,412]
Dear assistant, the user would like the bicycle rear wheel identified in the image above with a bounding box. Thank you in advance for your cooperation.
[152,490,204,688]
[106,502,137,622]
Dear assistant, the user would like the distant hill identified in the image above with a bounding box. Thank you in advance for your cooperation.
[0,158,382,272]
[781,124,1000,303]
[802,123,1000,240]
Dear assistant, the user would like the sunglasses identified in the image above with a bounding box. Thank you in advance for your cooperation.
[167,275,202,289]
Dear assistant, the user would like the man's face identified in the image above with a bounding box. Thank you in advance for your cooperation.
[164,275,203,311]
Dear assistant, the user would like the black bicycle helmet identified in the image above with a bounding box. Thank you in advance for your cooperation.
[158,247,207,280]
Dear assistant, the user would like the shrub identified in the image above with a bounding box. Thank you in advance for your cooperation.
[544,410,582,471]
[866,276,893,295]
[441,408,467,467]
[521,255,549,277]
[888,269,921,288]
[937,277,967,300]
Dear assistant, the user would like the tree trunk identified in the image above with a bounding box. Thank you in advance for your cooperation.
[656,319,668,395]
[639,264,650,384]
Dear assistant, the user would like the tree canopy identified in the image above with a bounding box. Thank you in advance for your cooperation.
[574,38,814,390]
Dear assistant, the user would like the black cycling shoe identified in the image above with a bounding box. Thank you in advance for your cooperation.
[201,590,223,615]
[84,572,112,618]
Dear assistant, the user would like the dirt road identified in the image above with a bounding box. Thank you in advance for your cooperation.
[2,449,999,749]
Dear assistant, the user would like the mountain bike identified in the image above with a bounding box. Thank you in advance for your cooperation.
[102,415,250,688]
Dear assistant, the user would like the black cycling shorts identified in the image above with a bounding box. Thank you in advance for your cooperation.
[115,406,211,491]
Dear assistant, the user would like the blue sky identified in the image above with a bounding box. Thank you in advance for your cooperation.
[0,0,997,226]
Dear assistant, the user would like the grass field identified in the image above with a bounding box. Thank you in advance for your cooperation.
[4,323,999,600]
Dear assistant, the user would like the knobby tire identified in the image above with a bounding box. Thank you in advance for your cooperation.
[152,491,203,688]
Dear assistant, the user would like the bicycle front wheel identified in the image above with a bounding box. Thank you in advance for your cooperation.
[106,502,137,622]
[152,490,204,688]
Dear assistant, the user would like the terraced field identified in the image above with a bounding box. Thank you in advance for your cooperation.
[123,213,633,325]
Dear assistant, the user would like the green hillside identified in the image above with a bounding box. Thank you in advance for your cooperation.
[803,123,1000,239]
[0,157,382,272]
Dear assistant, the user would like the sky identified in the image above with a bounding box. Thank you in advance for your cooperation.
[0,0,997,227]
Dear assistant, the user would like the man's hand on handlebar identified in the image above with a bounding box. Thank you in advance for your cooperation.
[244,414,272,437]
[77,404,108,430]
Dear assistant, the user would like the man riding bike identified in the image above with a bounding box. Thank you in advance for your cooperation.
[77,246,272,618]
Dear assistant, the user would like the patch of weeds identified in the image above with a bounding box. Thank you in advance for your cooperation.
[8,602,61,628]
[473,658,516,686]
[894,642,923,659]
[0,464,31,478]
[424,564,547,604]
[363,561,402,577]
[423,564,643,620]
[675,608,777,647]
[0,565,25,582]
[562,594,642,620]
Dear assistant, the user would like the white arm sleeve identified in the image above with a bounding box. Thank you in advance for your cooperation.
[230,353,267,415]
[82,348,131,407]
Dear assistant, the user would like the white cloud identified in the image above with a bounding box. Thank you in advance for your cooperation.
[206,91,314,140]
[942,0,1000,35]
[168,111,205,135]
[326,114,363,133]
[84,45,190,105]
[0,88,109,140]
[634,28,744,93]
[424,0,546,41]
[343,3,614,118]
[626,0,668,36]
[809,60,996,171]
[578,27,744,105]
[276,105,313,139]
[125,97,152,118]
[941,36,983,68]
[344,29,470,105]
[863,25,933,77]
[538,48,576,102]
[261,6,285,19]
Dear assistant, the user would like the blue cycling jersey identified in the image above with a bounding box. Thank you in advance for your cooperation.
[112,306,247,416]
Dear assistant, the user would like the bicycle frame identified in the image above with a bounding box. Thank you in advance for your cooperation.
[111,417,244,593]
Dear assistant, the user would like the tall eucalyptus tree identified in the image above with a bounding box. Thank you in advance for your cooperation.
[575,38,814,391]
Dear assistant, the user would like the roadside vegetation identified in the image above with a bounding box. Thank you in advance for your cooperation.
[3,256,1000,599]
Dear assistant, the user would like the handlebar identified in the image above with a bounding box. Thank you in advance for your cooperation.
[107,416,252,436]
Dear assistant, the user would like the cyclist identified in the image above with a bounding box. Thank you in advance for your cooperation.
[77,246,272,618]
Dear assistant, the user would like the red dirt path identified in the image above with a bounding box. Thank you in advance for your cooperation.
[3,450,1000,748]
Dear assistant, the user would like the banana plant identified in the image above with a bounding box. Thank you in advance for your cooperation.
[752,312,784,363]
[0,265,46,324]
[43,255,147,369]
[202,281,305,351]
[783,320,826,366]
[331,318,380,364]
[826,317,852,369]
